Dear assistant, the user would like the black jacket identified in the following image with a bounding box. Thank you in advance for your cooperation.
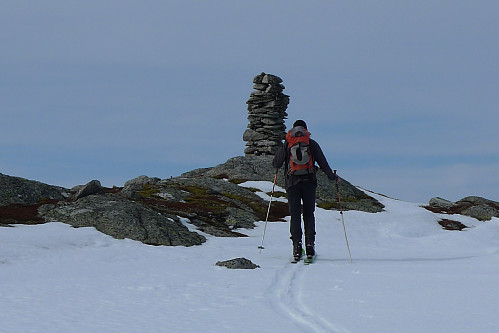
[272,138,338,190]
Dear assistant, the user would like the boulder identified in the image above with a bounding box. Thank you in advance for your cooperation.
[216,257,260,269]
[458,197,498,221]
[73,180,104,200]
[426,196,499,221]
[428,197,454,210]
[438,219,468,231]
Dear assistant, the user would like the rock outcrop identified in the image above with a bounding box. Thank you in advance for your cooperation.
[4,169,496,248]
[183,155,384,213]
[0,171,291,242]
[426,196,499,221]
[0,174,205,246]
[243,73,289,156]
[0,173,69,225]
[0,173,68,206]
[119,175,289,237]
[39,193,205,246]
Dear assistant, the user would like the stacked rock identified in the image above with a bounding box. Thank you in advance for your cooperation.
[243,73,289,155]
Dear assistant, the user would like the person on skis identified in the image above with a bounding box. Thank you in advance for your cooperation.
[272,120,339,261]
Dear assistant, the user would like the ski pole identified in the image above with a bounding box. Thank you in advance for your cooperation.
[258,169,279,253]
[334,170,353,263]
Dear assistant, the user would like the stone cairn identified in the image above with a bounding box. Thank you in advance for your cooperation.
[243,73,289,155]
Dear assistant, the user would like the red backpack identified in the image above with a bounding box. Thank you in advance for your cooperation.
[286,127,315,175]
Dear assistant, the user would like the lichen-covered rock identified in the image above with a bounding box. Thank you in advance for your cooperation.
[122,175,289,237]
[182,156,384,213]
[73,180,104,200]
[426,196,499,221]
[216,257,260,269]
[460,205,496,221]
[428,197,454,210]
[39,193,205,246]
[121,175,161,199]
[0,173,68,206]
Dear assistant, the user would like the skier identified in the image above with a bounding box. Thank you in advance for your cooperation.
[272,120,339,262]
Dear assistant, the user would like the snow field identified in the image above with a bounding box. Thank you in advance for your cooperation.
[1,182,498,333]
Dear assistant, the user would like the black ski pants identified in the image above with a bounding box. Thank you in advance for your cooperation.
[286,180,316,244]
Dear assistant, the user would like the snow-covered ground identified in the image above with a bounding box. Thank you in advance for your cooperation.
[1,184,498,333]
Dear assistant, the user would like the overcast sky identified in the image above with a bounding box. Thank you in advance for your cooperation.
[1,1,498,203]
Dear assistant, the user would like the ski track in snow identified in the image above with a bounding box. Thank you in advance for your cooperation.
[268,262,349,333]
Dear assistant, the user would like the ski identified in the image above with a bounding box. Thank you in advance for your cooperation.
[304,253,317,265]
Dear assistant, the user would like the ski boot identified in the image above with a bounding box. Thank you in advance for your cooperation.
[305,239,316,263]
[292,241,303,263]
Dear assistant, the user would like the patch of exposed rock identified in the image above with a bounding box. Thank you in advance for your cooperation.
[216,257,260,269]
[1,172,289,242]
[120,175,289,237]
[426,196,499,221]
[39,193,205,246]
[438,219,468,231]
[182,156,384,213]
[0,173,70,225]
[0,173,68,206]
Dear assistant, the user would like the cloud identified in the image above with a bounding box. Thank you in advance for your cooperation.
[1,1,498,202]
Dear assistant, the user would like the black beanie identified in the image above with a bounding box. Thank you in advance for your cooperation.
[293,120,307,129]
